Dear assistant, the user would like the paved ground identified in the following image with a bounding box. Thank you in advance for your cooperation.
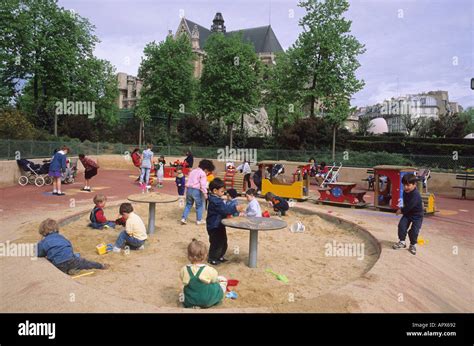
[0,168,472,312]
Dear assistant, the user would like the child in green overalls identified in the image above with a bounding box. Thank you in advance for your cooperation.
[180,239,228,308]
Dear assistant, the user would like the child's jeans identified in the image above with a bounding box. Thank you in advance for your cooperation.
[177,186,185,196]
[56,257,104,274]
[182,188,204,221]
[89,221,116,229]
[207,225,228,261]
[398,215,423,245]
[140,167,150,185]
[115,230,145,249]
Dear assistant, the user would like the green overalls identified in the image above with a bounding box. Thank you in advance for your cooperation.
[183,266,223,308]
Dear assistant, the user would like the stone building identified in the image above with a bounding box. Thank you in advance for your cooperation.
[117,72,142,109]
[357,91,463,134]
[175,12,284,78]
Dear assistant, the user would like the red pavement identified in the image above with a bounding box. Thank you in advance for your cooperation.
[1,169,472,237]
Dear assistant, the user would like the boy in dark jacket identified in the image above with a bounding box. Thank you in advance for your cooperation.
[265,192,289,216]
[37,218,109,274]
[175,167,186,196]
[392,174,424,255]
[206,178,245,265]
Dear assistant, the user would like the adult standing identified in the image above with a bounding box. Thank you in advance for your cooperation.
[78,154,99,192]
[237,159,252,190]
[49,146,69,196]
[184,151,194,168]
[140,144,154,187]
[181,159,215,225]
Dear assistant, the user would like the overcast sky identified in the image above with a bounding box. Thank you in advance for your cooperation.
[58,0,473,108]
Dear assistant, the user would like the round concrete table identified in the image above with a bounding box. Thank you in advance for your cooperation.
[221,216,287,268]
[127,193,178,234]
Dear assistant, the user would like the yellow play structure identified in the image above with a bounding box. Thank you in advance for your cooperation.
[259,160,310,200]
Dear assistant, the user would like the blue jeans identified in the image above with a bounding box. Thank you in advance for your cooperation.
[90,221,116,229]
[140,167,150,184]
[398,215,423,245]
[182,188,204,222]
[115,231,145,249]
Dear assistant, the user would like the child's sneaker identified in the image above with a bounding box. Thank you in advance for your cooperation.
[112,246,121,253]
[180,218,187,225]
[196,220,206,225]
[392,241,406,250]
[408,244,416,255]
[103,224,111,229]
[138,245,145,250]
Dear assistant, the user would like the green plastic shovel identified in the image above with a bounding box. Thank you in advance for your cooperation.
[266,268,289,283]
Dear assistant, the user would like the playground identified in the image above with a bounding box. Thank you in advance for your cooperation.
[0,158,472,313]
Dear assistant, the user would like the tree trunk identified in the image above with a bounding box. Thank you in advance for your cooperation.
[167,113,171,145]
[54,113,57,137]
[332,125,336,161]
[274,108,279,137]
[228,123,233,149]
[139,119,143,147]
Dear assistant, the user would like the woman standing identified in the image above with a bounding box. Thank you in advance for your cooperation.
[49,146,69,196]
[139,144,154,188]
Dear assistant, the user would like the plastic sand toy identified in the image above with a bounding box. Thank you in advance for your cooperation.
[266,268,289,283]
[225,291,238,299]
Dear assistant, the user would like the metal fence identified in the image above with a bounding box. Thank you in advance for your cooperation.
[0,139,472,172]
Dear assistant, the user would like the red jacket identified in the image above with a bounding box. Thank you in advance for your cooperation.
[131,152,141,167]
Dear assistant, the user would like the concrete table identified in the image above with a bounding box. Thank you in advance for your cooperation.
[127,193,178,234]
[222,216,287,268]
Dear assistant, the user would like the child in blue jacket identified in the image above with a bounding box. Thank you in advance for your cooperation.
[37,218,109,274]
[392,174,424,255]
[48,146,69,195]
[206,178,245,265]
[175,167,186,196]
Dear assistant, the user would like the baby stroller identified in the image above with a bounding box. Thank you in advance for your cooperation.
[62,158,77,184]
[17,159,53,187]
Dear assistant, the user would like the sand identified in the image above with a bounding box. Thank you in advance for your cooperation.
[15,200,379,312]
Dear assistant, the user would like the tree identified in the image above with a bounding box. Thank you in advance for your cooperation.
[401,114,421,136]
[138,34,195,145]
[0,108,37,139]
[263,49,305,138]
[199,32,262,148]
[1,1,99,129]
[293,0,365,119]
[357,116,374,136]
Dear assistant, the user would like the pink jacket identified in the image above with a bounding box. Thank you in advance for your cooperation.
[185,167,208,195]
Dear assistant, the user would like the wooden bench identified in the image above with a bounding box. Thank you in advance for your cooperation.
[361,169,375,190]
[452,173,474,199]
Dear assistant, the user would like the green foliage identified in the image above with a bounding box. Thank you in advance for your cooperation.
[176,114,218,146]
[347,140,474,155]
[294,0,365,120]
[356,116,374,136]
[199,32,262,142]
[138,34,196,143]
[1,0,118,136]
[0,108,38,139]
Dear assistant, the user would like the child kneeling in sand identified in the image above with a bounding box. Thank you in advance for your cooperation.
[37,218,109,274]
[113,203,147,252]
[180,239,228,308]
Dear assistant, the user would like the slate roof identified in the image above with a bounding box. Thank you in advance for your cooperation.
[181,18,283,54]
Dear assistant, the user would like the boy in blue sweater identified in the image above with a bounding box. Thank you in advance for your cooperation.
[206,178,245,265]
[392,174,424,255]
[37,218,109,274]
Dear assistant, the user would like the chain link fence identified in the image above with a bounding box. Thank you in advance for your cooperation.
[0,139,472,172]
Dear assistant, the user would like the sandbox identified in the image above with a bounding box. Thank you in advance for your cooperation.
[17,201,380,312]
